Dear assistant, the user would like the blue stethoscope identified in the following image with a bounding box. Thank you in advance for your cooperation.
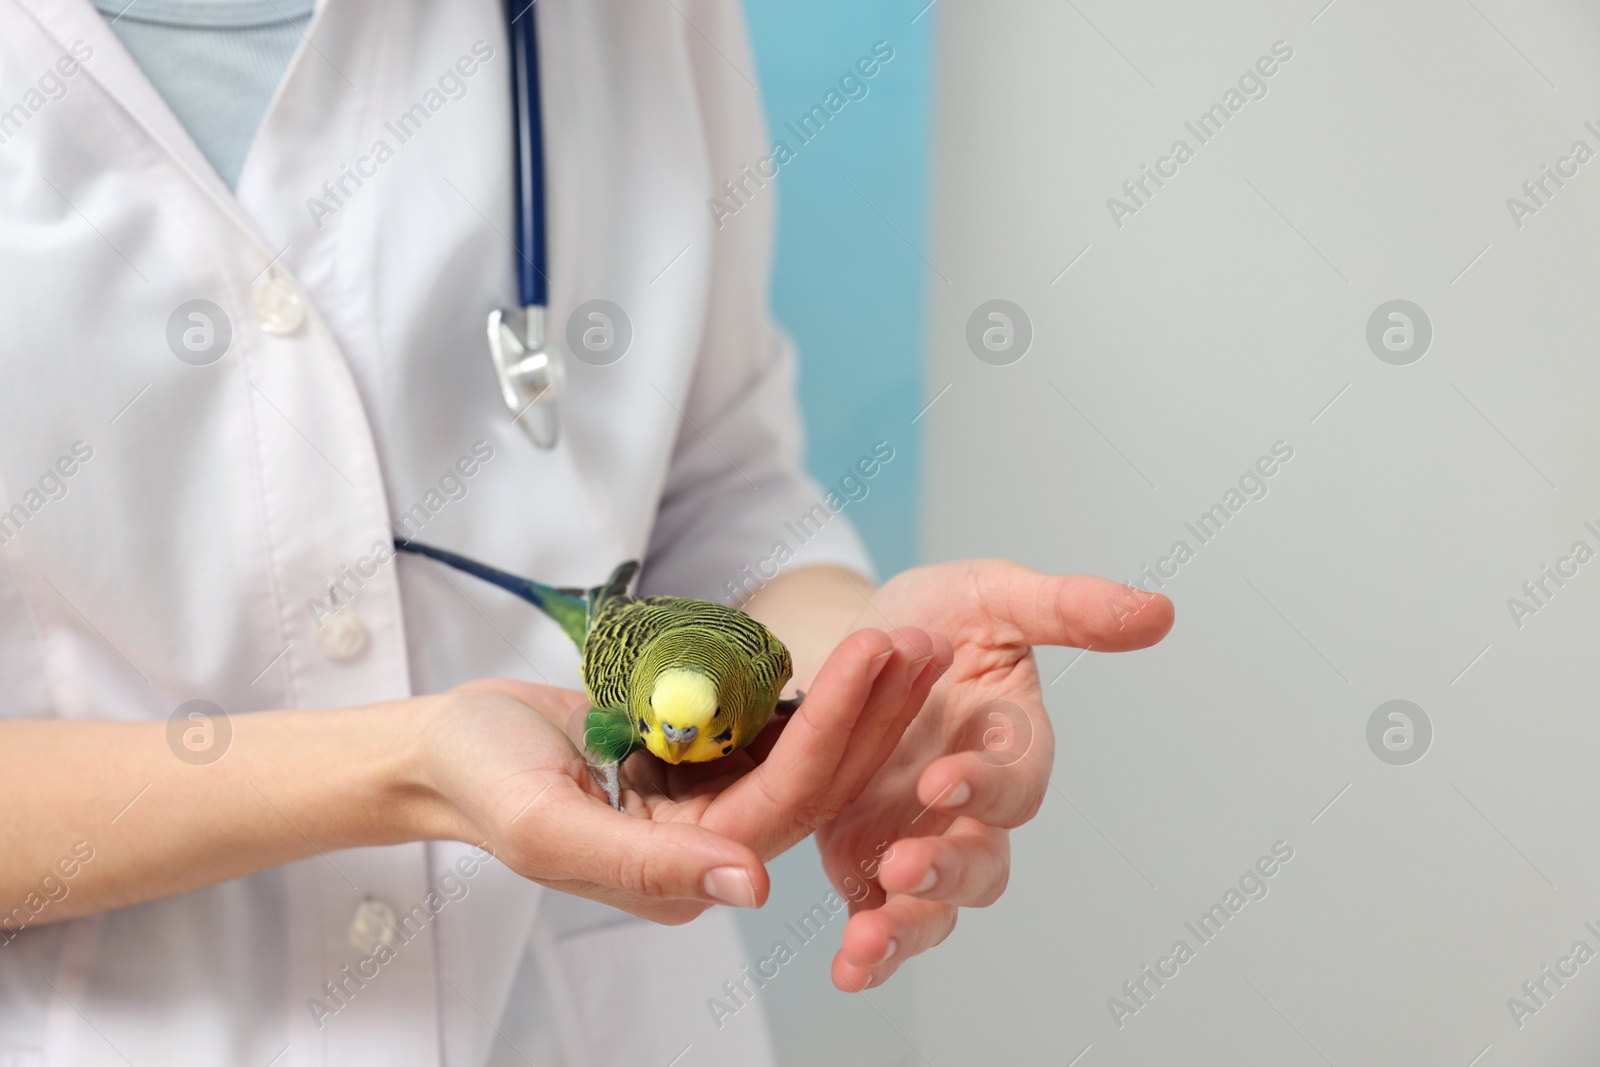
[487,1,564,449]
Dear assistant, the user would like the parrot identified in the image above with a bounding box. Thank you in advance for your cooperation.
[394,539,802,808]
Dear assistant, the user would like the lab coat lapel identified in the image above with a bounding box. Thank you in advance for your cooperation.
[11,0,275,254]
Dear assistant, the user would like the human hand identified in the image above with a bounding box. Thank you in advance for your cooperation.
[419,624,950,925]
[814,560,1174,990]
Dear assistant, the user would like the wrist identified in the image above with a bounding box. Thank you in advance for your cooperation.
[382,695,477,845]
[279,697,473,848]
[742,565,875,689]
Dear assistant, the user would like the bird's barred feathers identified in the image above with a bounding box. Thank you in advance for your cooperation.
[390,541,795,779]
[580,596,789,710]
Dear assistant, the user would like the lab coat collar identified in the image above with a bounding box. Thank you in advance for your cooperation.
[9,0,321,262]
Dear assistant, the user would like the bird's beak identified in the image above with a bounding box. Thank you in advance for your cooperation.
[658,724,697,764]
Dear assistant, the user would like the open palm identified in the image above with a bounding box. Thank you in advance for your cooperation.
[814,560,1175,990]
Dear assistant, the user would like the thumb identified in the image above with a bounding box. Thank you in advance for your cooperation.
[527,781,770,908]
[971,560,1174,651]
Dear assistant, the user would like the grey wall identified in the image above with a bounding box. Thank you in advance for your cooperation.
[915,1,1600,1064]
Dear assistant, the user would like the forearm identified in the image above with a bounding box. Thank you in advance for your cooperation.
[0,700,458,931]
[741,565,876,690]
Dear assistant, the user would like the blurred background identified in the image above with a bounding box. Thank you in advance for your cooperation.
[742,0,1600,1064]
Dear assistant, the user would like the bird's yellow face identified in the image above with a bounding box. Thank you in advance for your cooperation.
[643,668,725,764]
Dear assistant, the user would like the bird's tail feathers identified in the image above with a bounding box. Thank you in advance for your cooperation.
[596,560,640,605]
[394,539,638,649]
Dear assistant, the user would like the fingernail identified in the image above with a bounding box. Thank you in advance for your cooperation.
[938,781,971,809]
[704,867,756,908]
[865,647,894,681]
[875,938,899,966]
[912,867,938,894]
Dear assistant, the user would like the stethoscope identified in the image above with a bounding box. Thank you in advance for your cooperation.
[487,1,565,449]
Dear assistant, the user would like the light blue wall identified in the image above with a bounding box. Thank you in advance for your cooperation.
[744,1,931,578]
[732,8,932,1067]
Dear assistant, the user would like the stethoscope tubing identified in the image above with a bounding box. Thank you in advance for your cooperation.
[507,1,548,311]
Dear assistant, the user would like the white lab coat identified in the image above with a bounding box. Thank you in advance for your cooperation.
[0,1,871,1064]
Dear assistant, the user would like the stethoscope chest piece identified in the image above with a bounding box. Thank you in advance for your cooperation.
[489,305,565,449]
[491,0,561,450]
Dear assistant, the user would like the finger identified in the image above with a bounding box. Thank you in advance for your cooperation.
[452,677,588,734]
[832,895,957,991]
[916,711,1055,829]
[817,829,896,914]
[876,819,1010,907]
[518,778,769,908]
[971,560,1174,651]
[827,630,953,802]
[708,628,896,847]
[739,702,795,766]
[740,722,785,764]
[785,627,943,823]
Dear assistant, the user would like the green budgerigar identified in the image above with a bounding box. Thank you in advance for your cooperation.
[396,540,800,806]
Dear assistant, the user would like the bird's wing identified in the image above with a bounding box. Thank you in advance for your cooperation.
[583,705,643,766]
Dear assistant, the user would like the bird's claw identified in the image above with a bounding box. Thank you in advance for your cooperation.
[589,761,622,810]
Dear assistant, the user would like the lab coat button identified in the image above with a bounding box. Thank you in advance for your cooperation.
[314,611,368,661]
[253,277,305,334]
[348,897,399,955]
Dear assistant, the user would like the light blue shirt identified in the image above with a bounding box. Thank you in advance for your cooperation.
[92,0,316,189]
